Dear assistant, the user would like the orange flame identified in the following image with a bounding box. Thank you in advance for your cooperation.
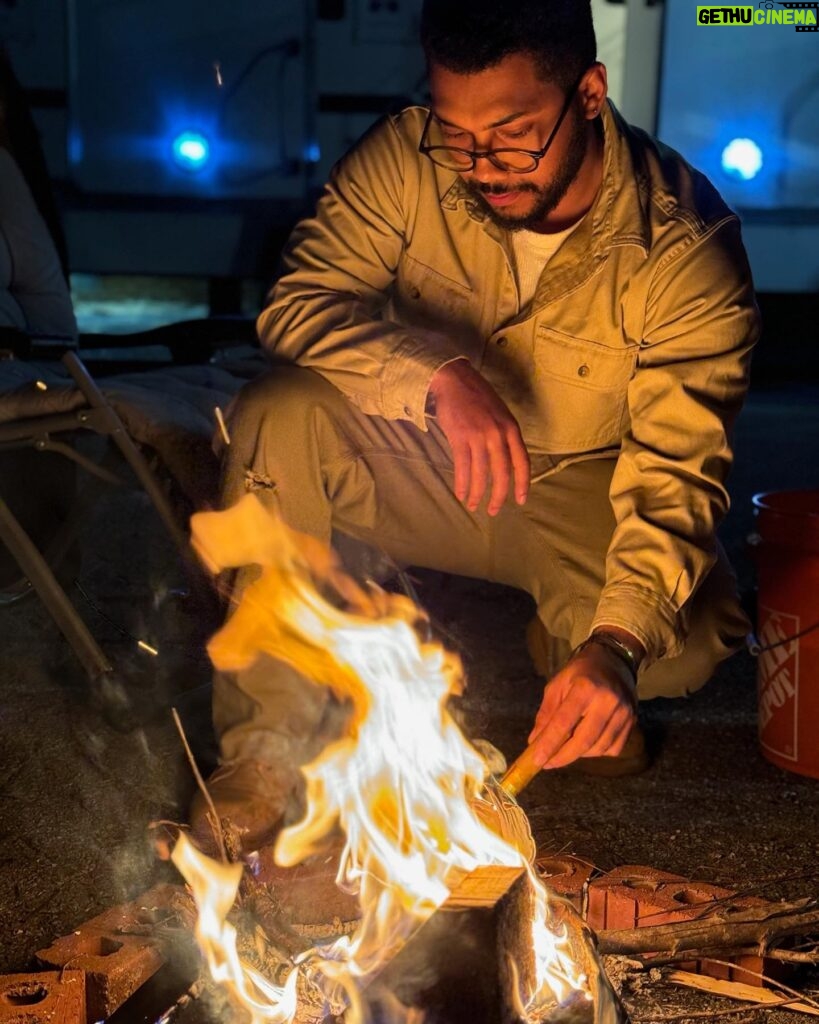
[176,493,592,1021]
[172,833,300,1021]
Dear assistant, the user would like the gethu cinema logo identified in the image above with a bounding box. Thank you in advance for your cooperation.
[697,4,818,25]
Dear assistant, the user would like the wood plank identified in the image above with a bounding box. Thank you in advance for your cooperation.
[669,969,819,1017]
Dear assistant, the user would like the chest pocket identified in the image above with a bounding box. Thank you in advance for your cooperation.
[391,253,476,333]
[521,327,636,452]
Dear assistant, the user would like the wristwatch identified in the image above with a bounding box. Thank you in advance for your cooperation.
[572,630,642,687]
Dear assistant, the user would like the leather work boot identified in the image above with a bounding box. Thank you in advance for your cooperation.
[189,760,299,854]
[525,615,651,777]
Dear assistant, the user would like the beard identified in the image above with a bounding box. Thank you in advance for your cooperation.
[463,112,589,232]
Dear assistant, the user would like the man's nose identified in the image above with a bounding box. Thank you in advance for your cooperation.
[468,154,506,185]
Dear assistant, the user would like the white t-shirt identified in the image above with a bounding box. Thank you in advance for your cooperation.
[512,221,579,309]
[0,147,77,340]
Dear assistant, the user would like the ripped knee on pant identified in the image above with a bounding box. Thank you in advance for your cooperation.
[244,468,278,493]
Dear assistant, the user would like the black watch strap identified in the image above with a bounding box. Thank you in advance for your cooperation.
[572,631,640,688]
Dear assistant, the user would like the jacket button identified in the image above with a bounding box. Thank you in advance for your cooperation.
[496,336,508,347]
[578,364,590,378]
[403,405,412,417]
[408,286,421,299]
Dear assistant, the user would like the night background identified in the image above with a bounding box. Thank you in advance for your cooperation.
[0,2,818,1022]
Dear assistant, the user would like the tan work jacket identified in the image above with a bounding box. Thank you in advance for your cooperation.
[257,102,760,664]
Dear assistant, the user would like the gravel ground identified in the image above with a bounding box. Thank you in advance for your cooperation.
[1,379,817,1022]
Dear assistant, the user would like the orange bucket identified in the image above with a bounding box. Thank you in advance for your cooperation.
[752,490,819,779]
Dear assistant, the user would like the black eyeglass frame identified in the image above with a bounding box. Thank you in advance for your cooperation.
[418,73,586,174]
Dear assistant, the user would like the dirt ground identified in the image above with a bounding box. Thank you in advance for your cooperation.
[1,375,818,1022]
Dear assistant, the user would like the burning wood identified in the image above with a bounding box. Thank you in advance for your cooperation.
[371,864,623,1024]
[8,856,815,1023]
[165,494,627,1023]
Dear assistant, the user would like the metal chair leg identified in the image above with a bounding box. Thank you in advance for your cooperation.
[1,352,218,707]
[0,496,113,680]
[61,351,197,569]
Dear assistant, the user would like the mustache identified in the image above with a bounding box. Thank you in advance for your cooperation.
[466,181,541,196]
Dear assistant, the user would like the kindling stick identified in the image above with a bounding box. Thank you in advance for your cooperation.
[499,741,541,798]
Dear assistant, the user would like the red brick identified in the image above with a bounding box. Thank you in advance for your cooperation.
[535,855,595,911]
[33,886,180,1023]
[0,970,85,1024]
[62,884,181,937]
[36,933,163,1024]
[588,865,781,987]
[587,865,685,931]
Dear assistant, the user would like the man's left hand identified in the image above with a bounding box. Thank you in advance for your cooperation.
[527,643,639,769]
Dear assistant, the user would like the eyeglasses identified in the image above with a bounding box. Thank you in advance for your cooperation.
[419,75,583,174]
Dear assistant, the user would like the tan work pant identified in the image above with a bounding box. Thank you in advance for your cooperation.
[214,366,749,766]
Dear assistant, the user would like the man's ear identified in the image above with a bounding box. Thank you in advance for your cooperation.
[579,62,608,119]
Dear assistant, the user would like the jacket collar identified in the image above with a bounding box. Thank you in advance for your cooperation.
[438,101,651,256]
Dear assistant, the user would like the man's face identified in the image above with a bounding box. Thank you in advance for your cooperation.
[427,53,598,232]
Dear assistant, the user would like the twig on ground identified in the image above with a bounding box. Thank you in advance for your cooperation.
[718,869,819,902]
[612,943,819,969]
[171,706,227,863]
[667,967,819,1017]
[598,898,819,957]
[774,949,819,964]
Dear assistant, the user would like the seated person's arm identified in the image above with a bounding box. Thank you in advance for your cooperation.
[0,148,76,342]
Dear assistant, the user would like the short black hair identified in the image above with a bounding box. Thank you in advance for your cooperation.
[420,0,597,92]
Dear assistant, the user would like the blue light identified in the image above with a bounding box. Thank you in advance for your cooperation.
[721,138,763,182]
[68,129,84,166]
[172,131,210,172]
[303,141,321,164]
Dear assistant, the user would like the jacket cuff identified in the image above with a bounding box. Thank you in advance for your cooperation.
[380,333,467,430]
[590,583,686,665]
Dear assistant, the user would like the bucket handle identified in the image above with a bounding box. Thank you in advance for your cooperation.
[747,618,819,656]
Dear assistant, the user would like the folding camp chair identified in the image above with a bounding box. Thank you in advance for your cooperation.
[0,324,264,729]
[0,47,259,723]
[0,347,204,675]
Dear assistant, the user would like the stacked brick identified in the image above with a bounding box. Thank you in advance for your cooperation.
[537,856,779,986]
[0,884,179,1024]
[0,861,787,1020]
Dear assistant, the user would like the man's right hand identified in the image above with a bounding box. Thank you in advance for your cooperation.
[428,360,530,516]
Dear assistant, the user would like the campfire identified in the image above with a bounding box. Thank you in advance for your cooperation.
[168,494,625,1023]
[14,496,819,1023]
